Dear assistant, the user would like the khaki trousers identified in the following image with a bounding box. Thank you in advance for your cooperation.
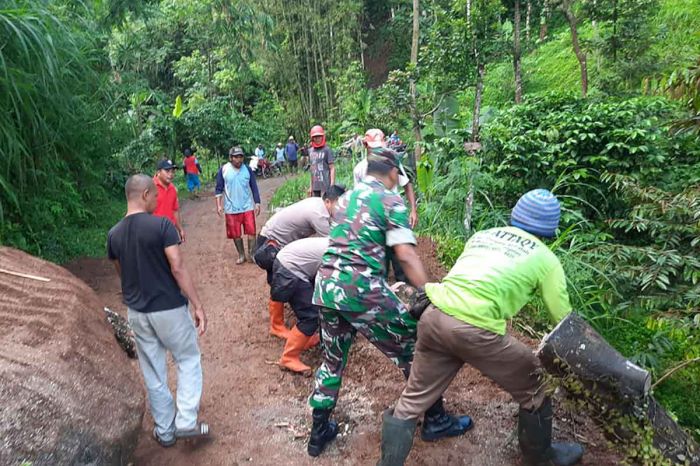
[394,305,546,420]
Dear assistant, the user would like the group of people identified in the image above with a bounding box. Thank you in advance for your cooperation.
[106,124,585,466]
[250,136,309,175]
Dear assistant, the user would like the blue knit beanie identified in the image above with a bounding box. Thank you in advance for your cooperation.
[510,189,561,238]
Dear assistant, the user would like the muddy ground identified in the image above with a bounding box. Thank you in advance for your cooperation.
[66,176,621,465]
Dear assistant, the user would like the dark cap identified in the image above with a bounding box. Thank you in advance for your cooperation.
[367,147,400,169]
[157,159,178,170]
[229,146,245,157]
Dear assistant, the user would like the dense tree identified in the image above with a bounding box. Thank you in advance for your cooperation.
[583,0,658,92]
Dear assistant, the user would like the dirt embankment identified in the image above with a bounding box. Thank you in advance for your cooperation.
[67,176,621,465]
[1,247,143,465]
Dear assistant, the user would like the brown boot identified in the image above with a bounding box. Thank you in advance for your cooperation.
[269,300,290,339]
[279,326,312,373]
[304,332,320,349]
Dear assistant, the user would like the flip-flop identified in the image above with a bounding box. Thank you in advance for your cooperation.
[175,422,210,439]
[153,427,176,447]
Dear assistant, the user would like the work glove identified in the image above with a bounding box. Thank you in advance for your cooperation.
[409,287,431,320]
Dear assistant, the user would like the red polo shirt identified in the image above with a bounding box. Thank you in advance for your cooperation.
[153,175,179,225]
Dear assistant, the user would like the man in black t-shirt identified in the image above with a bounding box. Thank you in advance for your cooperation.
[107,174,209,447]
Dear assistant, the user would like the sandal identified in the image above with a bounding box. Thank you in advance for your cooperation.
[175,422,210,439]
[153,427,176,448]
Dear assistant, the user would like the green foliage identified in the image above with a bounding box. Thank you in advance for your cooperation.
[259,0,364,133]
[269,173,311,210]
[334,62,373,136]
[0,1,119,260]
[543,366,674,465]
[650,0,700,73]
[268,158,355,209]
[419,93,700,439]
[583,0,659,92]
[649,58,700,136]
[483,94,677,205]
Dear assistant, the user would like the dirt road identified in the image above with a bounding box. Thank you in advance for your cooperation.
[67,176,619,465]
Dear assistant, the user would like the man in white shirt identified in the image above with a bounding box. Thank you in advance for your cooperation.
[353,129,418,283]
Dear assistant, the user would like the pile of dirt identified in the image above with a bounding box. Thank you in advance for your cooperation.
[0,247,144,465]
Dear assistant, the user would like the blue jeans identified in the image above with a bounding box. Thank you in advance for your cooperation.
[128,305,202,440]
[186,173,201,192]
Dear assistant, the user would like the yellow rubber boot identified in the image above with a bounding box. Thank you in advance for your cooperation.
[269,300,290,339]
[279,326,312,373]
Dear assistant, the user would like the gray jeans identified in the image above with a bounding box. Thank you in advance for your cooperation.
[128,304,202,440]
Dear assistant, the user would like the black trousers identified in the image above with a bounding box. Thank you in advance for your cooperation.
[253,235,280,285]
[271,261,318,336]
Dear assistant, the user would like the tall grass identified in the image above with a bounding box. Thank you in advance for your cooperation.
[0,2,116,259]
[269,157,355,209]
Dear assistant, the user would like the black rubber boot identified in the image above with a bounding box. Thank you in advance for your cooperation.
[518,398,584,466]
[421,398,473,442]
[307,408,339,457]
[233,238,246,264]
[377,409,417,466]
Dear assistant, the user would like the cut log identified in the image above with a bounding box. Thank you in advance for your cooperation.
[537,312,651,399]
[538,313,700,465]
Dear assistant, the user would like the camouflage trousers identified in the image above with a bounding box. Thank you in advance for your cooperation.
[309,299,418,410]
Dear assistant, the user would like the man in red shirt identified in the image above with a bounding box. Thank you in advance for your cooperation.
[154,159,185,241]
[182,148,202,197]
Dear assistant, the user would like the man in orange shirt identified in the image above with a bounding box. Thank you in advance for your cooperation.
[154,159,186,241]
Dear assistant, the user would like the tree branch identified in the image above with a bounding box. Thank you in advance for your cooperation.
[652,357,700,390]
[421,93,447,118]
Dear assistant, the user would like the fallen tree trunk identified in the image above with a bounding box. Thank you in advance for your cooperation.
[538,313,700,465]
[538,312,651,399]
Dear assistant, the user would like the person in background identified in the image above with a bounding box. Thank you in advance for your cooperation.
[108,174,209,448]
[255,144,265,161]
[377,189,584,466]
[153,159,186,242]
[249,151,260,173]
[389,129,400,146]
[300,143,310,171]
[307,125,335,197]
[353,129,418,282]
[214,146,261,264]
[352,132,364,157]
[285,136,299,173]
[275,143,286,172]
[182,148,202,197]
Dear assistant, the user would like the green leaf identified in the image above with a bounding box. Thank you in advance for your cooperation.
[172,95,185,118]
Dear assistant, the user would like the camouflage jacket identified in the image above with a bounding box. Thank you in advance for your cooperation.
[313,176,416,312]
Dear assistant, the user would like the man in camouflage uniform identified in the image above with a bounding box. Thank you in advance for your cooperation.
[307,148,472,457]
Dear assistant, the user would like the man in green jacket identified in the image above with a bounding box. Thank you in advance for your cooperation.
[378,189,584,466]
